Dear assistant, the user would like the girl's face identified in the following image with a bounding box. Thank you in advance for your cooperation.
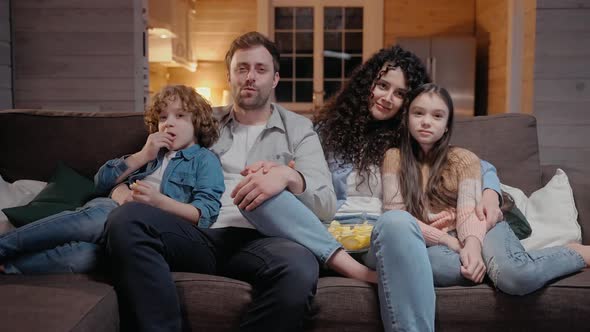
[158,97,197,151]
[369,67,408,121]
[408,92,450,153]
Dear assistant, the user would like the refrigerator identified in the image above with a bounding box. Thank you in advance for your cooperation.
[397,37,476,117]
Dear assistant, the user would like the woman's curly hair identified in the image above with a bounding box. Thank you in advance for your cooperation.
[314,45,430,178]
[145,85,219,148]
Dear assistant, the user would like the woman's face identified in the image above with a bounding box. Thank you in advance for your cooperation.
[369,67,408,121]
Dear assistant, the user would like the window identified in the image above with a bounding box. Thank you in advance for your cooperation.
[259,0,383,115]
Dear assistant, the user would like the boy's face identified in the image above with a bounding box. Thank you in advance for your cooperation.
[157,97,197,151]
[228,45,279,111]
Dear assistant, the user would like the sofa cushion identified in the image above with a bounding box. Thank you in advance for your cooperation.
[451,114,542,196]
[2,162,96,227]
[0,274,119,332]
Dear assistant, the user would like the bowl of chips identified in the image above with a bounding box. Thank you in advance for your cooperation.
[326,220,374,252]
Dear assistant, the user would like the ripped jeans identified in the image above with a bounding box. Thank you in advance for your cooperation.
[428,221,586,295]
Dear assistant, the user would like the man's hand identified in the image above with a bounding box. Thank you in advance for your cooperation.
[240,160,296,176]
[459,236,486,283]
[231,164,302,211]
[130,180,165,208]
[111,183,134,205]
[476,189,503,231]
[439,234,462,253]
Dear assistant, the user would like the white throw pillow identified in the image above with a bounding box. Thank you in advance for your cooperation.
[0,174,47,234]
[501,169,582,251]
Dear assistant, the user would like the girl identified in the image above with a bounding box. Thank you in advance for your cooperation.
[382,83,590,295]
[0,85,224,274]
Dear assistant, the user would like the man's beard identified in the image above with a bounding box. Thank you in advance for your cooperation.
[234,86,272,110]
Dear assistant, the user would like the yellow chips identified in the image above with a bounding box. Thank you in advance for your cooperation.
[327,220,373,251]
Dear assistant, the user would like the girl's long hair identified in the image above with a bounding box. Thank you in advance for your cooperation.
[399,83,455,220]
[314,45,430,182]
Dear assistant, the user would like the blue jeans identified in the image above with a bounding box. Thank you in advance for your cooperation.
[241,191,341,264]
[248,196,435,332]
[364,210,435,332]
[0,197,117,274]
[428,221,586,295]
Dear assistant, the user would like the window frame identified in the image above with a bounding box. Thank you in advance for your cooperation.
[258,0,384,115]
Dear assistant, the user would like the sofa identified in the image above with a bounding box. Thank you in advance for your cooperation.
[0,109,588,331]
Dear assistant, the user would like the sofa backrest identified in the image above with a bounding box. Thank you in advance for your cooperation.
[451,113,542,195]
[0,110,146,182]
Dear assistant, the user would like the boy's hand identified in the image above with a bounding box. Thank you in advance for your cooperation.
[111,183,134,205]
[138,132,174,162]
[459,236,486,283]
[130,180,164,208]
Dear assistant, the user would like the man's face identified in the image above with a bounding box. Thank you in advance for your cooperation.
[228,45,279,111]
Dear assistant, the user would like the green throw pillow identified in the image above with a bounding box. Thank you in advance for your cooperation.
[2,162,96,227]
[505,205,532,240]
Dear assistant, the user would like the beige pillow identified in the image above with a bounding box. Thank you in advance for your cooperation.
[501,169,582,251]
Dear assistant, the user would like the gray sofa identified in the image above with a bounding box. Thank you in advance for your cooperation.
[0,109,588,331]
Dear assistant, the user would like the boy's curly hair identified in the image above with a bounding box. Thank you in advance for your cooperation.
[314,45,430,177]
[145,85,219,148]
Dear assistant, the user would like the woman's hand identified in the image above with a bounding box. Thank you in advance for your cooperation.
[439,234,462,253]
[476,189,503,231]
[459,236,486,283]
[130,180,165,208]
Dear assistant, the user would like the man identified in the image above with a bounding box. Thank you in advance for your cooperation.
[105,31,336,332]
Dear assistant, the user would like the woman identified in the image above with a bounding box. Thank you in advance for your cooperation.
[382,82,590,296]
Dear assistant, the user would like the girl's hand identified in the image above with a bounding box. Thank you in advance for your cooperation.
[139,132,174,162]
[439,234,462,253]
[459,236,486,283]
[130,180,164,208]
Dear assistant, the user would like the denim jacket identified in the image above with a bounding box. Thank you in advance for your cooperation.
[94,144,225,228]
[330,158,502,212]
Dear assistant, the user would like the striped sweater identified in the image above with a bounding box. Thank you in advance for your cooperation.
[381,147,486,245]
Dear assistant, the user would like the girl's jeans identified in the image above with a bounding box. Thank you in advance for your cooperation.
[428,220,586,295]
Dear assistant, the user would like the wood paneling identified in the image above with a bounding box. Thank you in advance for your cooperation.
[0,0,11,109]
[521,0,536,114]
[12,0,145,112]
[476,0,508,115]
[168,61,229,106]
[533,1,590,168]
[384,0,475,46]
[191,0,257,61]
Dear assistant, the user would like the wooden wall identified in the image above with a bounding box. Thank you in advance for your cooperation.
[0,0,11,109]
[521,0,536,114]
[475,0,508,115]
[384,0,475,46]
[167,61,229,106]
[534,0,590,167]
[11,0,145,112]
[192,0,257,61]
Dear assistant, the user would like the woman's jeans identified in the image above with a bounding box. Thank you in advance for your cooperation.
[246,195,436,332]
[0,197,117,274]
[428,221,586,295]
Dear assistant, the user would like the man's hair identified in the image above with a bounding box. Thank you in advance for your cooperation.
[145,85,219,148]
[224,31,280,73]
